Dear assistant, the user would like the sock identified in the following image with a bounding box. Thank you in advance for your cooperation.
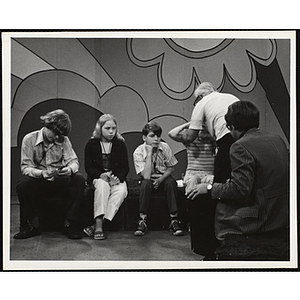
[170,212,178,220]
[140,213,147,221]
[64,219,71,227]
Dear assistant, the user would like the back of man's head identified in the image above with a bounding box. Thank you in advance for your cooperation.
[225,100,260,132]
[194,82,216,98]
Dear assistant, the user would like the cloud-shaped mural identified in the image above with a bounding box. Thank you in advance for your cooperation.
[127,38,277,96]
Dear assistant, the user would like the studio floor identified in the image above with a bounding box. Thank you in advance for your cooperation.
[8,196,204,268]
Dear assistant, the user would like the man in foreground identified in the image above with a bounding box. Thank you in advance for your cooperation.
[186,100,289,258]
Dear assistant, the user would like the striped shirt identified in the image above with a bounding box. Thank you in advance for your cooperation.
[185,138,214,173]
[133,142,178,176]
[20,128,79,179]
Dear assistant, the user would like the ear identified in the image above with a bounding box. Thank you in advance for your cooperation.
[142,135,148,142]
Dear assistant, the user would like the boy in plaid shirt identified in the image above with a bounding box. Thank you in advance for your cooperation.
[133,121,183,236]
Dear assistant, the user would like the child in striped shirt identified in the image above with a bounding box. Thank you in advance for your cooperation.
[168,122,215,194]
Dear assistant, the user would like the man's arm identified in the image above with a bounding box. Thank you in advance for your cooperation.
[168,123,190,143]
[187,142,255,204]
[181,128,199,143]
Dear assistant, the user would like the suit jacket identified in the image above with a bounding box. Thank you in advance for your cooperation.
[212,128,289,239]
[84,137,129,185]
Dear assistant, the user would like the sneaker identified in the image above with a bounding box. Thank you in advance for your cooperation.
[134,219,147,236]
[169,219,184,236]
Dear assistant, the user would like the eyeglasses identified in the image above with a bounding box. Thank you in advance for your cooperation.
[226,124,232,131]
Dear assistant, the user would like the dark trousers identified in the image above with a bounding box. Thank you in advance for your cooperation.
[16,173,85,229]
[187,133,234,256]
[139,176,178,215]
[214,133,234,183]
[187,194,219,256]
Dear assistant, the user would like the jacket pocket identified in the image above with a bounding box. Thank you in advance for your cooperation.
[234,206,259,218]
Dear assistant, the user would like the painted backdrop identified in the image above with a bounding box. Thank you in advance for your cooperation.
[11,37,290,195]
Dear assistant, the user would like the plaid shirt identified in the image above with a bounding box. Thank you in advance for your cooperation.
[20,128,79,180]
[133,141,178,176]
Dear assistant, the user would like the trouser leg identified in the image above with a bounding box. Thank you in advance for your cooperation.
[63,173,85,222]
[105,181,128,221]
[187,194,218,256]
[214,133,234,183]
[139,179,153,214]
[93,178,110,219]
[16,176,44,229]
[161,176,178,214]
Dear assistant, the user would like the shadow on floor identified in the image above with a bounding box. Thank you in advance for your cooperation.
[9,201,204,264]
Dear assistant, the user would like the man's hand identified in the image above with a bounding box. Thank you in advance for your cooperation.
[201,174,214,184]
[186,183,209,200]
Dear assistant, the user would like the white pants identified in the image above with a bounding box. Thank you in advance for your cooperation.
[184,170,212,194]
[93,178,128,221]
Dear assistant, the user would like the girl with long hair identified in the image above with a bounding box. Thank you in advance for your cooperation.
[83,114,129,240]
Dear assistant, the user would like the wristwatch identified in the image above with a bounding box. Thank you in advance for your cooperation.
[207,183,213,194]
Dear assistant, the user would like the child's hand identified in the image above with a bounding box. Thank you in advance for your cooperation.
[152,178,162,190]
[145,144,153,155]
[109,174,120,186]
[100,171,111,182]
[42,169,56,179]
[56,167,72,177]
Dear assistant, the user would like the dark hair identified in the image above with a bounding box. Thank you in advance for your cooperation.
[40,109,72,136]
[142,121,162,137]
[225,100,260,132]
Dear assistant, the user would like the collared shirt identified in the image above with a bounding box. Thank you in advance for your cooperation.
[20,128,79,179]
[133,141,178,176]
[189,91,239,141]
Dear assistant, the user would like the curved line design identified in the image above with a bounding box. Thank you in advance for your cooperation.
[127,38,278,98]
[127,38,199,101]
[164,38,235,58]
[12,69,102,108]
[220,39,277,93]
[100,84,150,121]
[149,114,189,122]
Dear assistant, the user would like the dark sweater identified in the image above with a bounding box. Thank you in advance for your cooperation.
[84,137,129,185]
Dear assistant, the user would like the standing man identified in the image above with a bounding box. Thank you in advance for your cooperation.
[13,109,85,240]
[186,101,289,258]
[182,82,240,183]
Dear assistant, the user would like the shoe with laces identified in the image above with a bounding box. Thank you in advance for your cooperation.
[134,219,147,236]
[169,219,184,236]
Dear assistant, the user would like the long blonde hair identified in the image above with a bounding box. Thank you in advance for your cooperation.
[92,114,124,141]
